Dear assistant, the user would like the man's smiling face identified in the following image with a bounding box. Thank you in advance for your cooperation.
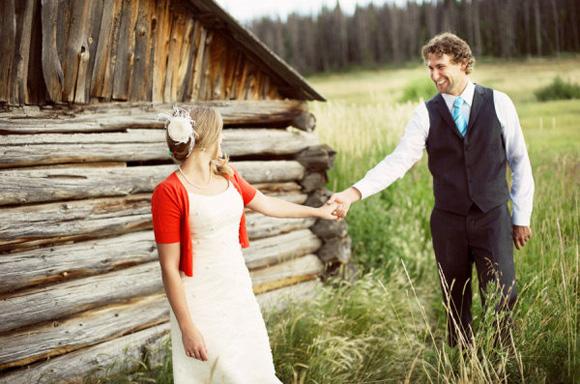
[427,53,468,96]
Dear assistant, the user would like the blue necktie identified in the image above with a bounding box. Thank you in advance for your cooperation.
[452,96,467,136]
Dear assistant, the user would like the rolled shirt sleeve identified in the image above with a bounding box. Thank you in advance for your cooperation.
[353,103,429,199]
[494,90,535,226]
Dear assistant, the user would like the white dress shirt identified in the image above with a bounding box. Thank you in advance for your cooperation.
[352,79,535,226]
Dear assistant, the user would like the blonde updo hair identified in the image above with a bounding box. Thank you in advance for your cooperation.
[165,106,233,177]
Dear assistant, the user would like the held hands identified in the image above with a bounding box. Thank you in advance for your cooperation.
[182,324,208,361]
[317,201,342,220]
[513,225,532,250]
[326,187,362,220]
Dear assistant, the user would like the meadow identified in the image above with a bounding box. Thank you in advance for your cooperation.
[85,57,579,383]
[265,57,579,383]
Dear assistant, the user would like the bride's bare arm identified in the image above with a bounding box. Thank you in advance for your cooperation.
[157,243,193,330]
[246,190,338,220]
[157,242,208,361]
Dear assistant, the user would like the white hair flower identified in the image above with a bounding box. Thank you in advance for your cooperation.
[157,106,196,145]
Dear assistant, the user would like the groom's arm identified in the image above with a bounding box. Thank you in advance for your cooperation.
[329,103,429,217]
[494,90,535,249]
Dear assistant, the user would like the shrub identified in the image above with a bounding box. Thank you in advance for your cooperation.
[534,76,580,101]
[399,78,437,103]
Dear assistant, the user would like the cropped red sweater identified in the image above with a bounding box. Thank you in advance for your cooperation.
[150,166,257,277]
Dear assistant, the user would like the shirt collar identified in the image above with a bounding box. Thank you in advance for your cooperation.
[441,78,475,109]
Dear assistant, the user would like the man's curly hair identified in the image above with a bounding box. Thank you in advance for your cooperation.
[421,32,475,74]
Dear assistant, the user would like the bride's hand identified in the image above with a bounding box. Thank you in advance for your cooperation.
[182,325,208,361]
[317,201,341,220]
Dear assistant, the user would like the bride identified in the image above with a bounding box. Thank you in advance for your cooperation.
[151,106,338,383]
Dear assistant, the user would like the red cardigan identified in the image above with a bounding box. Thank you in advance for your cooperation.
[151,166,257,277]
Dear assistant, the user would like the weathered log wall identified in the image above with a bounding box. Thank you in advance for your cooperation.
[0,280,322,384]
[0,0,324,106]
[0,100,348,380]
[0,0,337,380]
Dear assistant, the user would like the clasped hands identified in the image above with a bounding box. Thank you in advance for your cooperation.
[320,187,362,221]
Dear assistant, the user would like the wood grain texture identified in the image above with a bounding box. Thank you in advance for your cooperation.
[198,31,214,100]
[40,0,63,102]
[0,160,305,205]
[244,229,320,269]
[0,233,322,333]
[256,279,323,313]
[245,209,312,240]
[0,294,168,369]
[0,188,306,251]
[151,0,171,102]
[90,0,123,99]
[0,278,323,383]
[10,0,34,105]
[0,127,318,168]
[251,254,324,294]
[61,0,91,103]
[0,100,309,133]
[0,222,315,294]
[173,17,195,101]
[129,0,153,101]
[0,0,16,102]
[112,0,139,101]
[84,0,105,103]
[0,262,164,333]
[0,323,170,384]
[0,231,157,293]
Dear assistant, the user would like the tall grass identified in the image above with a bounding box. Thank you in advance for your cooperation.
[264,59,579,383]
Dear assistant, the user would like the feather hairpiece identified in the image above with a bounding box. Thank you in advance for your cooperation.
[157,106,197,145]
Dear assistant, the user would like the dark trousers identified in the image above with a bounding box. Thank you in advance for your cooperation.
[430,203,517,347]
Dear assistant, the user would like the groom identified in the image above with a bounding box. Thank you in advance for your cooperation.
[329,32,534,347]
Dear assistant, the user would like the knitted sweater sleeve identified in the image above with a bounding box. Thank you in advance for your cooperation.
[232,167,257,205]
[151,182,181,243]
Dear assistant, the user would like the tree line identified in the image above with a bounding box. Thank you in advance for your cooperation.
[248,0,580,75]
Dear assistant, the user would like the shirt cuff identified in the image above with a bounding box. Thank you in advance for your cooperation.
[512,208,531,227]
[352,181,371,200]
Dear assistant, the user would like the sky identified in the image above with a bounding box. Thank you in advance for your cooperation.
[215,0,393,23]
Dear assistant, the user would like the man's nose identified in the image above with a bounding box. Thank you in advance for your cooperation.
[431,70,439,81]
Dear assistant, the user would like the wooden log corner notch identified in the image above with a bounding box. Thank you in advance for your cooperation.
[291,111,316,132]
[295,145,352,278]
[296,144,336,193]
[306,188,353,278]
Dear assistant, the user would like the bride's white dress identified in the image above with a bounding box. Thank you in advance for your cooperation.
[169,180,283,384]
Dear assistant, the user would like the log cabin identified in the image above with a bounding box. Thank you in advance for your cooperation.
[0,0,351,382]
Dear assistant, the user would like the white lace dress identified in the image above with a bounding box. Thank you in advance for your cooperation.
[169,180,283,384]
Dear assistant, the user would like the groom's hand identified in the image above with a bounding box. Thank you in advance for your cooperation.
[512,225,532,250]
[327,187,362,219]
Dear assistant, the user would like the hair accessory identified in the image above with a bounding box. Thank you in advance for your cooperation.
[157,106,196,145]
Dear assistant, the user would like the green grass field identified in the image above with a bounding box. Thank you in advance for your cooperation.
[86,57,579,384]
[267,56,579,383]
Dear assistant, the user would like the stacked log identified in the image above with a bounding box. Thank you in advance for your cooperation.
[0,1,336,380]
[0,100,347,382]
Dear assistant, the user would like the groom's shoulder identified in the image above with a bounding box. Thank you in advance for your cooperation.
[424,93,440,109]
[474,83,496,95]
[474,82,513,103]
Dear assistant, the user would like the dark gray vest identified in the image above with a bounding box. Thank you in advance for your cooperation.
[425,84,509,215]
